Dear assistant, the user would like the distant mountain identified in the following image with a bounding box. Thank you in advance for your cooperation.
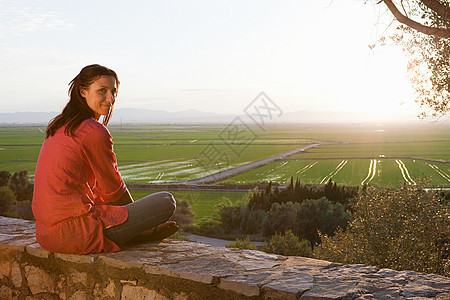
[0,108,418,125]
[0,111,58,124]
[0,109,235,125]
[111,108,234,124]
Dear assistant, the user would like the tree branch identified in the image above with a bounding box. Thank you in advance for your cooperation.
[382,0,450,37]
[421,0,450,20]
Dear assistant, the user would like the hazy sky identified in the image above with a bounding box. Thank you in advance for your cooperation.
[0,0,422,121]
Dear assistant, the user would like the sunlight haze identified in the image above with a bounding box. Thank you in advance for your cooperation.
[0,0,421,122]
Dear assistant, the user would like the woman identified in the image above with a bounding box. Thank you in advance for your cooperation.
[32,64,178,254]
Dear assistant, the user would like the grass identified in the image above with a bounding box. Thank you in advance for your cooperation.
[129,189,248,223]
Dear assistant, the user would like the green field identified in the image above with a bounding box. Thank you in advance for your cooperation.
[223,158,450,187]
[0,123,449,187]
[129,189,247,223]
[292,141,450,160]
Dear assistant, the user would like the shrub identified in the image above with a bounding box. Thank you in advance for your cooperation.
[9,170,33,202]
[227,237,257,250]
[314,182,450,276]
[0,171,11,187]
[262,199,351,247]
[295,197,351,246]
[195,218,224,237]
[262,229,313,257]
[263,202,300,237]
[12,200,34,220]
[218,200,266,235]
[0,186,17,217]
[170,198,195,228]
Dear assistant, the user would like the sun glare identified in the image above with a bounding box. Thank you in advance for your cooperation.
[362,45,416,117]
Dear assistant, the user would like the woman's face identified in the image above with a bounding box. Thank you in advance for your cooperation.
[80,75,117,119]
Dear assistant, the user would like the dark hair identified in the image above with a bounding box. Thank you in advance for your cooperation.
[46,64,120,137]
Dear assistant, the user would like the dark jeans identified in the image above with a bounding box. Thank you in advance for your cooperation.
[104,192,176,245]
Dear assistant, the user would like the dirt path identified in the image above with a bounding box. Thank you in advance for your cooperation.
[177,143,323,184]
[185,233,264,248]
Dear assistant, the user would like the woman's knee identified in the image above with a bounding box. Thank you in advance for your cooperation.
[158,192,176,215]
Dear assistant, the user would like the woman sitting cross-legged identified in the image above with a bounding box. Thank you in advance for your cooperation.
[32,64,178,254]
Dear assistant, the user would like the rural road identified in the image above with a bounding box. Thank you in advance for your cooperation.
[178,143,323,184]
[185,233,264,248]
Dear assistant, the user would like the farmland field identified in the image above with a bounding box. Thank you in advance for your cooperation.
[0,122,449,187]
[223,158,450,187]
[129,189,247,223]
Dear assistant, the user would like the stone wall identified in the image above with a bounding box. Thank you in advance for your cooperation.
[0,216,449,299]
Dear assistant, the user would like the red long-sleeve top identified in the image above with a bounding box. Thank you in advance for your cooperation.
[32,118,128,254]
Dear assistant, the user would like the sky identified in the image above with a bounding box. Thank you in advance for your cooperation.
[0,0,424,122]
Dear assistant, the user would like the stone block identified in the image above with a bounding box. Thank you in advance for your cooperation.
[54,252,98,264]
[121,285,169,300]
[436,292,450,299]
[102,248,167,266]
[219,273,273,297]
[243,249,281,261]
[300,280,360,299]
[68,290,86,300]
[144,265,214,285]
[93,279,116,299]
[190,245,230,257]
[0,286,12,300]
[223,252,241,262]
[402,283,440,298]
[24,265,55,294]
[120,280,137,285]
[0,258,12,277]
[172,292,189,300]
[98,254,144,269]
[165,256,239,283]
[0,233,19,243]
[11,262,22,287]
[237,260,280,271]
[262,274,314,300]
[70,271,88,286]
[26,243,51,258]
[219,279,260,297]
[284,256,336,269]
[361,287,403,299]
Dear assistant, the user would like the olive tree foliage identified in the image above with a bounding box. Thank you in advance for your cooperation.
[315,182,450,276]
[0,186,17,217]
[371,0,450,117]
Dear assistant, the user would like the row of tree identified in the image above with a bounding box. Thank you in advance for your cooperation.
[248,177,358,211]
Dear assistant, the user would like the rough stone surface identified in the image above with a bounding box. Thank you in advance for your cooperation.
[54,252,98,263]
[70,270,88,286]
[93,279,116,299]
[26,242,51,258]
[121,285,169,300]
[24,265,55,294]
[68,290,87,300]
[11,261,22,287]
[263,273,314,299]
[0,216,449,299]
[0,285,13,299]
